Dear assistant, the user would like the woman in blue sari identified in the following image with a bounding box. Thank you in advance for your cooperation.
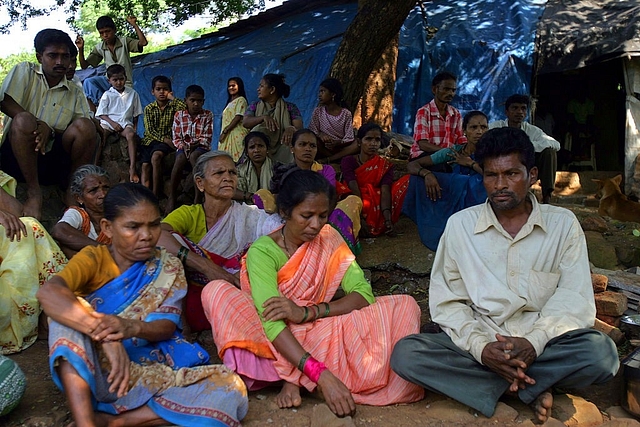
[403,111,489,250]
[37,183,248,426]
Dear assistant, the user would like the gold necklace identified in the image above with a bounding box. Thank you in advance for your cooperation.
[280,226,292,257]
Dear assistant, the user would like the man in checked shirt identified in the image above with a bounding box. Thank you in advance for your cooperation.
[409,71,467,164]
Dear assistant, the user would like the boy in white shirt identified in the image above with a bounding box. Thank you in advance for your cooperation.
[96,64,143,183]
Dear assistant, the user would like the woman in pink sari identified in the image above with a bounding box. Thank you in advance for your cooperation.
[338,123,409,236]
[202,169,423,417]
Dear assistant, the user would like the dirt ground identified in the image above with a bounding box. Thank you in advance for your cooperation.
[1,204,638,426]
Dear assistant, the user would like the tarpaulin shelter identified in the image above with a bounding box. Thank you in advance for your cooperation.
[126,0,545,144]
[534,0,640,194]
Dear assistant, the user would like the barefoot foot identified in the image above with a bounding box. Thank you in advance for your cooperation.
[23,191,43,220]
[129,169,140,183]
[276,382,301,408]
[531,390,553,424]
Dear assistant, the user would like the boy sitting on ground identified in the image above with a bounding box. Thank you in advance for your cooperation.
[140,75,186,198]
[166,84,213,213]
[96,64,143,183]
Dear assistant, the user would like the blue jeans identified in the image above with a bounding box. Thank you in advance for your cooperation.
[82,75,110,106]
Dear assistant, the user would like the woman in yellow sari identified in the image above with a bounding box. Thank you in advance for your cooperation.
[0,170,66,355]
[202,170,423,417]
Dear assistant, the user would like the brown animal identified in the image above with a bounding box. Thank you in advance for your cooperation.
[593,174,640,222]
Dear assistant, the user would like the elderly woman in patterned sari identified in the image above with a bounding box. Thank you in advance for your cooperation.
[0,170,66,355]
[159,151,282,332]
[52,164,112,258]
[202,170,423,417]
[37,183,248,426]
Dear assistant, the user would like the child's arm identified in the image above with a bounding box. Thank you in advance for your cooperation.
[98,114,123,133]
[96,95,122,132]
[199,112,214,148]
[172,112,183,150]
[75,36,89,69]
[133,115,140,133]
[126,16,148,48]
[143,105,162,144]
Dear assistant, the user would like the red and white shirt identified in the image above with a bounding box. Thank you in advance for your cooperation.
[172,109,213,151]
[410,99,466,159]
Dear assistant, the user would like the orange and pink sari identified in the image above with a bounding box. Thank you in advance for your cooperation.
[202,226,423,405]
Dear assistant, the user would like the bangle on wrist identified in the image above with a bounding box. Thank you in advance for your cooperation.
[470,161,477,169]
[300,306,309,323]
[177,246,189,263]
[323,302,330,318]
[297,351,311,371]
[420,168,431,177]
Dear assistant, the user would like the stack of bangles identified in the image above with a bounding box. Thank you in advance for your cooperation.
[300,302,330,323]
[298,351,327,383]
[177,246,189,263]
[418,167,432,178]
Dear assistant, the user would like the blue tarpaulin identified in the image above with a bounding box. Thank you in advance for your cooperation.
[129,2,357,145]
[394,0,546,134]
[116,0,546,145]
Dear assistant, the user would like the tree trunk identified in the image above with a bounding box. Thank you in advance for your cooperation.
[330,0,416,126]
[352,34,398,130]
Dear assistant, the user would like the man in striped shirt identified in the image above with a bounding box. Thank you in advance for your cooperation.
[0,29,96,220]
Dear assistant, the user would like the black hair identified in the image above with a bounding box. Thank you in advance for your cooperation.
[151,75,172,91]
[226,77,247,105]
[505,94,530,110]
[96,16,116,30]
[243,131,270,155]
[106,64,126,79]
[356,122,384,140]
[291,129,318,147]
[34,29,76,56]
[185,84,205,98]
[269,162,295,194]
[276,169,337,219]
[432,71,457,87]
[319,77,347,108]
[103,183,159,221]
[474,127,535,171]
[462,110,488,130]
[262,74,290,98]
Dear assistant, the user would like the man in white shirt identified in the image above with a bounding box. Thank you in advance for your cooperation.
[489,94,560,203]
[391,127,618,424]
